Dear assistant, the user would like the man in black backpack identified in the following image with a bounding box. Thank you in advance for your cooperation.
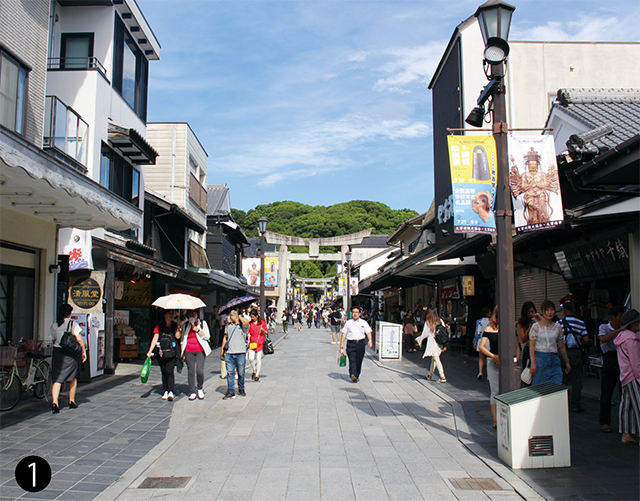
[558,302,590,412]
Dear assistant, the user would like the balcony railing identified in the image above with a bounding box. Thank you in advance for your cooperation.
[189,173,207,212]
[47,56,108,80]
[43,96,89,167]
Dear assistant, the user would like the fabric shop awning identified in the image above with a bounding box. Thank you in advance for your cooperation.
[1,131,142,231]
[108,123,158,165]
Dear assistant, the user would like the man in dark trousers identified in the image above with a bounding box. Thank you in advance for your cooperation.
[558,302,590,412]
[598,305,626,432]
[339,306,372,383]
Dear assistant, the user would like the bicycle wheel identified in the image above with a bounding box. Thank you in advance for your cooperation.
[0,369,22,411]
[33,361,51,399]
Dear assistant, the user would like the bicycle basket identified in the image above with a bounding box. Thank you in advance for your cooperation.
[0,347,18,368]
[21,340,43,353]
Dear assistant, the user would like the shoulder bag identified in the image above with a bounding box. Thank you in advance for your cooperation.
[60,321,83,357]
[262,333,275,355]
[520,359,532,385]
[562,320,591,366]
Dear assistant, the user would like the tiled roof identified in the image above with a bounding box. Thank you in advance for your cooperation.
[553,88,640,150]
[206,184,231,215]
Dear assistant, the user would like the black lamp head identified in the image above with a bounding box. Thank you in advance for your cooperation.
[465,106,485,128]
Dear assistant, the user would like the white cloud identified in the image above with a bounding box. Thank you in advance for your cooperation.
[213,113,432,187]
[513,14,639,42]
[370,43,447,93]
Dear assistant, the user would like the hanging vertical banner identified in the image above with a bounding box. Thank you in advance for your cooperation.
[338,277,347,296]
[264,257,278,287]
[447,135,497,234]
[349,277,359,296]
[59,228,94,271]
[242,258,261,287]
[508,135,563,233]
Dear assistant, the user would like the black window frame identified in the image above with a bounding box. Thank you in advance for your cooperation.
[60,32,95,69]
[99,142,141,207]
[0,49,29,135]
[112,15,148,121]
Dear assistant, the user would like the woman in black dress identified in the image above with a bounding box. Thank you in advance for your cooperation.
[50,304,86,414]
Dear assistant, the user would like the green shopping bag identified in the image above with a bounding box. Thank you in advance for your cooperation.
[339,355,347,367]
[140,357,152,384]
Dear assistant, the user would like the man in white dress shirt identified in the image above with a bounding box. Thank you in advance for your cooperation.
[340,307,372,383]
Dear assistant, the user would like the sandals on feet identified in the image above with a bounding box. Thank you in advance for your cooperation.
[437,378,447,383]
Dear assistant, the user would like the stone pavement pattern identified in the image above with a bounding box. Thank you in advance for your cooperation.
[96,327,528,501]
[385,348,640,501]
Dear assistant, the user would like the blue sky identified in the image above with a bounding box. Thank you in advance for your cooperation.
[137,0,640,213]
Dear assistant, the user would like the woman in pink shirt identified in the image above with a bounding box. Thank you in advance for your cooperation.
[247,309,267,381]
[614,309,640,445]
[180,309,211,400]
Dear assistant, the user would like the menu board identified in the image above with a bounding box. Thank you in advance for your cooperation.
[377,321,401,360]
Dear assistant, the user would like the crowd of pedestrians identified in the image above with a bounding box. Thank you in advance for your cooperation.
[48,292,639,447]
[470,298,640,446]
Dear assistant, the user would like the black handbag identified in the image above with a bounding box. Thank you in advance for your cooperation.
[60,321,83,357]
[262,334,275,355]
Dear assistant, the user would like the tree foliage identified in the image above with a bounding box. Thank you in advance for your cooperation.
[233,200,418,238]
[232,201,418,279]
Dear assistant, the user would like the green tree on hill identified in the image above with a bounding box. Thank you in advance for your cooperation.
[233,200,417,238]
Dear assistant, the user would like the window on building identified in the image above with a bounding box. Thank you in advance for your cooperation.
[112,15,148,121]
[60,33,94,69]
[0,51,28,134]
[99,143,140,206]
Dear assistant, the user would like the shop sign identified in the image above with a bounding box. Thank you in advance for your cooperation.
[508,135,564,233]
[440,286,455,301]
[462,276,475,296]
[555,231,630,281]
[70,277,102,309]
[115,281,152,307]
[446,135,497,235]
[441,281,461,301]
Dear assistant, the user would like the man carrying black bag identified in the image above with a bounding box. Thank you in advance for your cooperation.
[598,305,626,432]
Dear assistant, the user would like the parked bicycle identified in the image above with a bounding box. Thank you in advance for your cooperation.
[0,340,52,411]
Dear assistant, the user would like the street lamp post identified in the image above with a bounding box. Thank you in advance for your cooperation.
[468,0,520,394]
[345,249,352,314]
[258,216,269,321]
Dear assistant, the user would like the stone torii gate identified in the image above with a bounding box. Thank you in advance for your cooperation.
[264,229,372,318]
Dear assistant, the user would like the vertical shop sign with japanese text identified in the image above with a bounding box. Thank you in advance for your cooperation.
[446,135,497,234]
[508,135,563,233]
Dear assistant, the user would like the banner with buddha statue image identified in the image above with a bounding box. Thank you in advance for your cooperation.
[508,135,564,233]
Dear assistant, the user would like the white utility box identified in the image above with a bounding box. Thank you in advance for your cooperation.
[495,382,570,469]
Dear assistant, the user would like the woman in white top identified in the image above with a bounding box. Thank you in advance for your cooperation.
[416,308,447,383]
[180,309,211,401]
[530,299,571,385]
[49,304,86,414]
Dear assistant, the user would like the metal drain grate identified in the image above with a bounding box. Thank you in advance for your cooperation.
[372,380,394,383]
[138,476,191,489]
[449,478,503,491]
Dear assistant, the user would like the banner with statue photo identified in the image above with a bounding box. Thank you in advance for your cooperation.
[508,135,564,233]
[264,257,278,287]
[446,135,497,235]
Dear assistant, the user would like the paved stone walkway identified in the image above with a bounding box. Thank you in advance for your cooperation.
[93,328,531,501]
[2,325,637,500]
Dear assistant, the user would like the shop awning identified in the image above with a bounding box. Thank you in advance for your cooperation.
[436,234,492,261]
[93,237,180,277]
[108,123,158,165]
[0,131,142,231]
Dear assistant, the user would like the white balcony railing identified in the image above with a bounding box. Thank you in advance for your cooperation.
[43,96,89,167]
